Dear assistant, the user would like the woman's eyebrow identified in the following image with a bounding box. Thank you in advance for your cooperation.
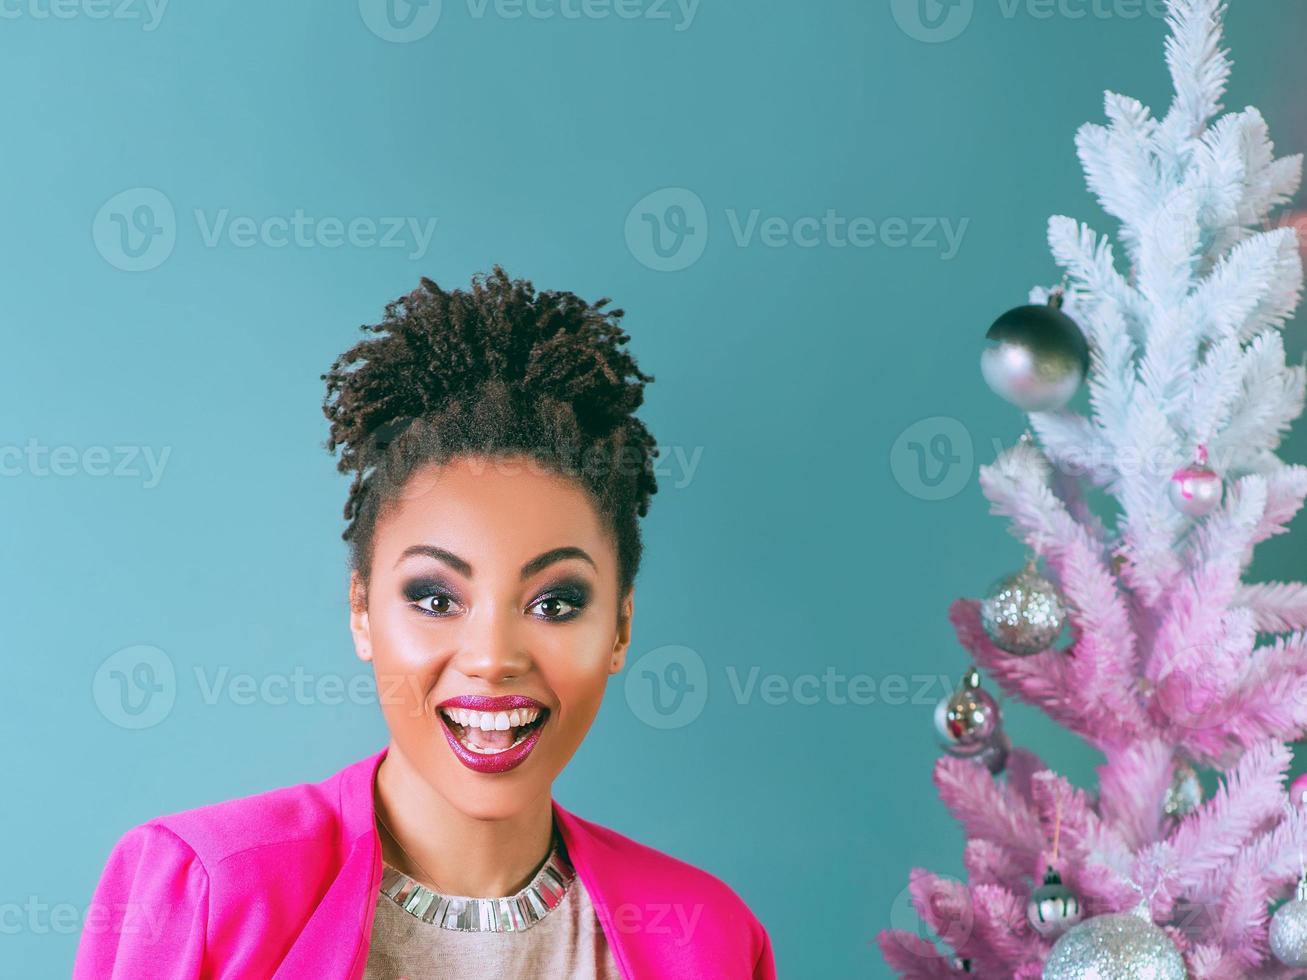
[520,546,596,579]
[395,544,596,579]
[395,545,473,575]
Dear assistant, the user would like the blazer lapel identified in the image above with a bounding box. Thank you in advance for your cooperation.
[273,748,388,980]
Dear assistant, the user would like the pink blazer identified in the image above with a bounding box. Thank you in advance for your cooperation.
[73,746,776,979]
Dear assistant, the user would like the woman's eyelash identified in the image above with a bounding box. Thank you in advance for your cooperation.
[402,579,463,617]
[400,579,591,619]
[531,584,591,621]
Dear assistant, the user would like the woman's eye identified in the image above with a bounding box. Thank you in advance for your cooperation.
[531,594,583,621]
[413,593,459,616]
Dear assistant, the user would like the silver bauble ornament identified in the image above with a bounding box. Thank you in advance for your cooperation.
[1270,877,1307,967]
[1162,761,1202,819]
[934,667,1001,757]
[1043,901,1185,980]
[1168,447,1223,519]
[1027,867,1083,940]
[980,561,1067,656]
[981,291,1090,413]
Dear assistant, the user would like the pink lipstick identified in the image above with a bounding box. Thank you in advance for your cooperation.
[437,695,549,774]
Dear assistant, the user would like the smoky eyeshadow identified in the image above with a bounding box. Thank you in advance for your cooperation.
[400,576,462,604]
[537,576,593,605]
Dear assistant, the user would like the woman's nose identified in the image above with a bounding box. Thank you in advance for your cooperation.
[449,604,533,684]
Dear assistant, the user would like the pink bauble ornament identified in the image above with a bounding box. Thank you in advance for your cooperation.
[1290,772,1307,807]
[1169,445,1223,518]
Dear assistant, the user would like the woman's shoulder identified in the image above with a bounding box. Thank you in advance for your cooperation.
[556,803,775,977]
[137,760,351,868]
[560,805,759,913]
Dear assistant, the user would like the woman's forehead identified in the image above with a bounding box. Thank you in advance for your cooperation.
[374,457,612,566]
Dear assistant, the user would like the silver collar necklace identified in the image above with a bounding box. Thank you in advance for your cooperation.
[378,839,576,932]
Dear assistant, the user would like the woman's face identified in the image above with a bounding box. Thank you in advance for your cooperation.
[350,454,632,821]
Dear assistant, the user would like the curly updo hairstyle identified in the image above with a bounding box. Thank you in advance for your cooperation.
[322,267,660,606]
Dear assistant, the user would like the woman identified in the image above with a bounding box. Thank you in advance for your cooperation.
[73,269,776,979]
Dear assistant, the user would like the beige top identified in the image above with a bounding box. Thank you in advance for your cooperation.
[362,869,621,980]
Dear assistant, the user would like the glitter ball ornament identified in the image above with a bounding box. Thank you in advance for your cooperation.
[1168,445,1223,518]
[980,560,1067,656]
[980,291,1090,413]
[1043,901,1186,980]
[1027,867,1083,939]
[1271,877,1307,967]
[934,667,1001,758]
[1163,761,1202,819]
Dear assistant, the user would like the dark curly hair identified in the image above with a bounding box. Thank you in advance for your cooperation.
[321,267,659,603]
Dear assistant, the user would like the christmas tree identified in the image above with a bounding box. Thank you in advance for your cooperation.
[877,1,1307,976]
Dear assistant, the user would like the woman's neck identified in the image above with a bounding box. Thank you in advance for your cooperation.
[372,743,555,898]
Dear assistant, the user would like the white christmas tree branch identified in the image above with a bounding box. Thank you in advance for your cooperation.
[1236,581,1307,633]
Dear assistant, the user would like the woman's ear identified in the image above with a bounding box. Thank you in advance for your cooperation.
[609,589,634,675]
[349,570,373,663]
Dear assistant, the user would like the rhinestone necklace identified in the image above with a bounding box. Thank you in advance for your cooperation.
[375,813,575,932]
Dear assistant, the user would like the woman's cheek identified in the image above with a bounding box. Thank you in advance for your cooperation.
[372,611,444,721]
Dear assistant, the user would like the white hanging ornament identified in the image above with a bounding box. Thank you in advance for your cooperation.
[1270,875,1307,967]
[980,559,1067,656]
[981,288,1090,413]
[1168,444,1223,518]
[1028,867,1083,940]
[1043,900,1185,980]
[934,667,1002,759]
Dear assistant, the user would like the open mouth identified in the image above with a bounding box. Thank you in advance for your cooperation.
[439,705,548,755]
[436,696,550,773]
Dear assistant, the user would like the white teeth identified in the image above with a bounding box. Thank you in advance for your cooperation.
[441,706,544,730]
[464,741,513,755]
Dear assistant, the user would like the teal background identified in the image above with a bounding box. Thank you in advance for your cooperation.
[3,2,1307,976]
